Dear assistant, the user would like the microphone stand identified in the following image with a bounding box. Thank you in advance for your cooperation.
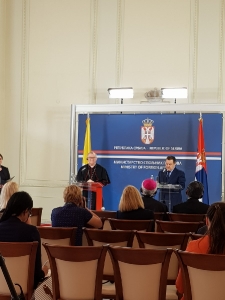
[0,255,25,300]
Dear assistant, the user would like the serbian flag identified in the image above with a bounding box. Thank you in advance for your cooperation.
[82,116,91,165]
[195,116,209,204]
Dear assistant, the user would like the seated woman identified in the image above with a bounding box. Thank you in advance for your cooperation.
[0,182,19,214]
[176,202,225,300]
[0,191,48,288]
[117,185,154,220]
[51,185,102,245]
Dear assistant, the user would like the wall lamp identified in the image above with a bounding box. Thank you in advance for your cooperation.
[108,87,133,104]
[161,88,188,102]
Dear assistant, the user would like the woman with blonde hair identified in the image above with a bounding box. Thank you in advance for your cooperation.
[51,184,102,245]
[0,181,19,212]
[117,185,154,220]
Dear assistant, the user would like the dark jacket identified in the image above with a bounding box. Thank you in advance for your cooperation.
[0,216,45,288]
[157,167,186,207]
[173,198,209,214]
[116,208,154,221]
[142,194,168,213]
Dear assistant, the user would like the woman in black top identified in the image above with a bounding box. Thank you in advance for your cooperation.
[0,191,48,288]
[0,154,10,192]
[117,185,154,220]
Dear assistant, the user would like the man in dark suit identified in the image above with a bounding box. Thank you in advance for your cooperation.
[173,181,209,214]
[157,156,185,210]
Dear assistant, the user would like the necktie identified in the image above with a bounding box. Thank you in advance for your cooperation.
[167,171,171,179]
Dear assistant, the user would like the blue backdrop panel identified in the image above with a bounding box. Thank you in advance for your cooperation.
[77,113,222,210]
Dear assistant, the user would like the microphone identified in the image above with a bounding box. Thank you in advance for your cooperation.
[163,168,166,173]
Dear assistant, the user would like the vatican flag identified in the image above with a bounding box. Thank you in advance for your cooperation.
[82,117,91,165]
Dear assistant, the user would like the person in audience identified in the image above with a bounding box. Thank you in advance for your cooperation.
[0,154,10,193]
[176,202,225,300]
[173,181,209,214]
[0,191,48,288]
[117,185,154,220]
[140,178,168,212]
[0,181,19,212]
[51,184,102,245]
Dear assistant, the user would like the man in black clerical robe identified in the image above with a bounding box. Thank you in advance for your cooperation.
[76,151,110,209]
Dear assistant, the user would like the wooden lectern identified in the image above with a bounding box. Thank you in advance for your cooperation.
[75,182,104,210]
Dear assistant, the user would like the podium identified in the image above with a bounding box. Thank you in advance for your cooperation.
[75,182,103,210]
[157,183,182,212]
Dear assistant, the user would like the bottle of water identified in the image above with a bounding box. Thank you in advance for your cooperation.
[150,175,154,180]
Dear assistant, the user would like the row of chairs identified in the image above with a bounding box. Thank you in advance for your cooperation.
[2,241,222,300]
[100,218,204,234]
[93,210,206,222]
[36,227,203,300]
[31,207,206,228]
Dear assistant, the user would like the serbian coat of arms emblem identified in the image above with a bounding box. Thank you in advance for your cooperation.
[141,118,154,144]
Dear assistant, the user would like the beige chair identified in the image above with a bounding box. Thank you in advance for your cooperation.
[174,249,225,300]
[108,218,154,231]
[43,244,107,300]
[108,218,154,248]
[156,220,204,233]
[108,246,173,300]
[0,242,38,300]
[136,231,189,300]
[168,213,206,223]
[92,211,117,230]
[37,226,77,265]
[31,208,43,226]
[84,228,134,299]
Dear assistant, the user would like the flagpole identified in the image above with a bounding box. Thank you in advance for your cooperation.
[82,114,92,165]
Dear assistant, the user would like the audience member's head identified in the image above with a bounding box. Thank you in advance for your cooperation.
[1,191,33,223]
[0,182,19,210]
[206,202,225,254]
[119,185,144,212]
[63,185,84,207]
[186,181,204,199]
[141,179,157,197]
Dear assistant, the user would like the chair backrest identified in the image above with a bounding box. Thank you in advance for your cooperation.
[156,220,204,233]
[31,208,43,226]
[174,249,225,300]
[108,246,172,300]
[37,226,77,265]
[168,213,206,222]
[108,218,154,232]
[43,244,107,300]
[0,242,38,300]
[92,210,117,219]
[84,228,134,280]
[191,233,204,240]
[91,211,117,230]
[136,231,189,283]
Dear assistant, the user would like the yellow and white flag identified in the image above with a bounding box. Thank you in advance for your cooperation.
[82,117,91,165]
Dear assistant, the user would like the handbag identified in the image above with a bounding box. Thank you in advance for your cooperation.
[31,276,53,300]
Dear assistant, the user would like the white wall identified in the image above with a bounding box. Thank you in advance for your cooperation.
[0,0,224,222]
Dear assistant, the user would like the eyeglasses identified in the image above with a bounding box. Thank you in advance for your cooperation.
[88,157,96,159]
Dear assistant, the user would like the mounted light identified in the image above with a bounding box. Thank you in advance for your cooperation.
[108,87,133,104]
[161,88,188,99]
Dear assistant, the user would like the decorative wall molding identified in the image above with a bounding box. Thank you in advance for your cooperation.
[89,0,98,104]
[115,0,123,87]
[192,0,199,104]
[20,0,68,188]
[20,0,29,186]
[218,0,224,103]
